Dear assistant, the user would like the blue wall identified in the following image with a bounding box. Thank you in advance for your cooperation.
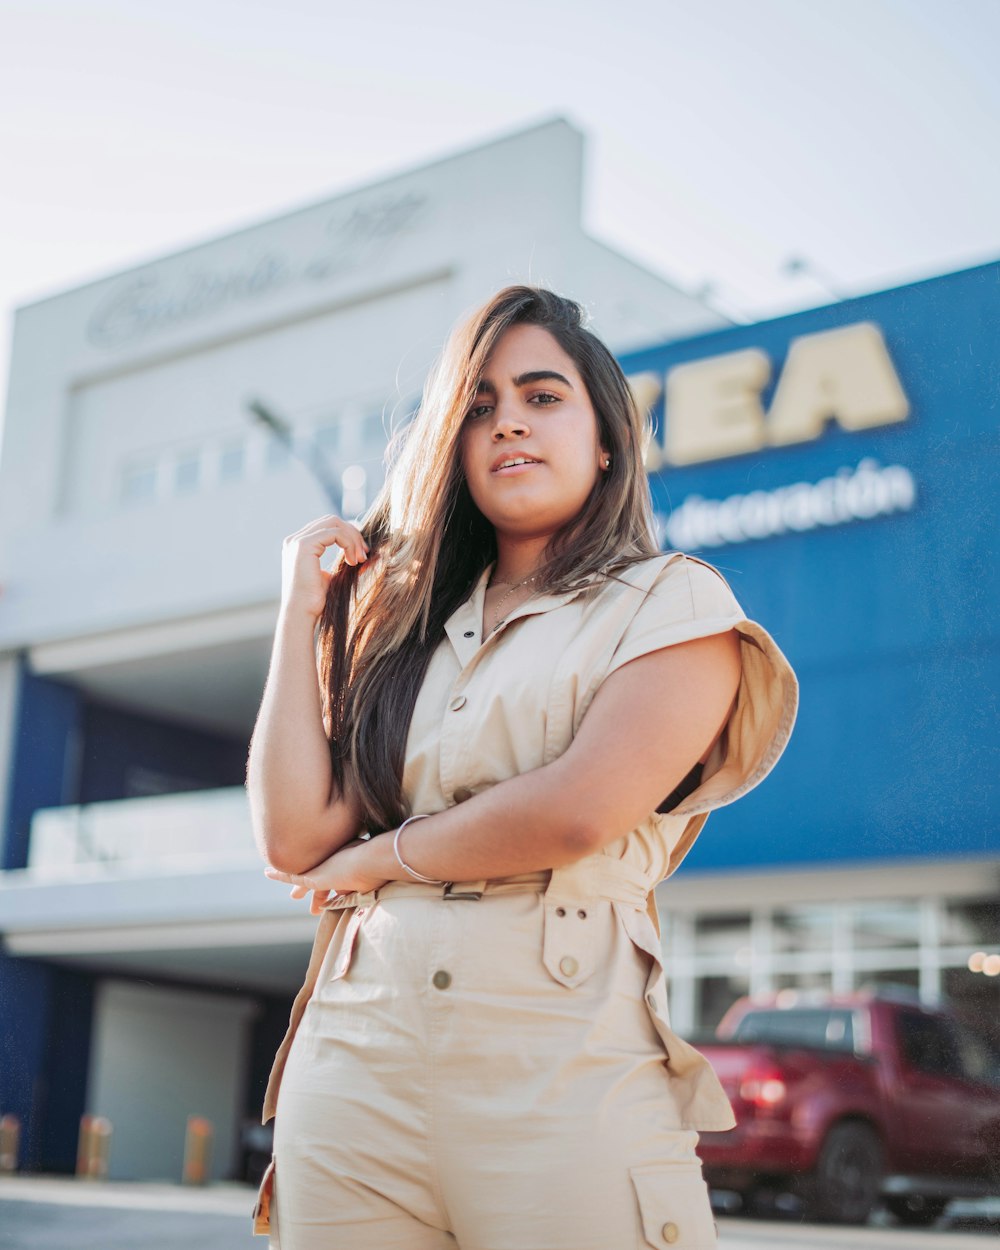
[3,660,249,870]
[0,659,249,1169]
[620,260,1000,872]
[2,664,81,871]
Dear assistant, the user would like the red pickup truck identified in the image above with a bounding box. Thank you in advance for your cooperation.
[693,989,1000,1225]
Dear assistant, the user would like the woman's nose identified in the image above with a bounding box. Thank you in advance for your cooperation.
[491,402,529,439]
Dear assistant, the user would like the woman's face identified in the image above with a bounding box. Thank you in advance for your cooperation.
[459,323,608,542]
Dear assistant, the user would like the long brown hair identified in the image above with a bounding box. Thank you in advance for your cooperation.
[318,285,659,832]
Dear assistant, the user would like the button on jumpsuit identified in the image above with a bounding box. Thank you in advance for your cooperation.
[253,552,799,1249]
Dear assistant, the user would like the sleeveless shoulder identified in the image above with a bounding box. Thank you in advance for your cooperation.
[603,551,799,859]
[603,551,745,674]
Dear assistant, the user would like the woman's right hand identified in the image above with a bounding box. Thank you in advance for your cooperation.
[280,513,369,620]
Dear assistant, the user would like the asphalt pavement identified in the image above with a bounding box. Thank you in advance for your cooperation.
[1,1175,998,1249]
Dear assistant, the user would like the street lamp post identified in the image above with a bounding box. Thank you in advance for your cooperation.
[246,398,342,510]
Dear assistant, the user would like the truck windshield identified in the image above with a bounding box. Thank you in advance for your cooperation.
[731,1008,857,1051]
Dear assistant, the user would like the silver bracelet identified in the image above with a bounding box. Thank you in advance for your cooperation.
[392,814,446,884]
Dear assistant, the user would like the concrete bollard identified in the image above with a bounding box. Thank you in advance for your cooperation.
[182,1116,213,1185]
[76,1114,112,1179]
[0,1114,20,1174]
[76,1115,93,1177]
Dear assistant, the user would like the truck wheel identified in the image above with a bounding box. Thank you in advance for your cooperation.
[807,1122,883,1224]
[885,1195,948,1226]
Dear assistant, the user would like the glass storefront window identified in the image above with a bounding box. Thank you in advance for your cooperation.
[854,968,920,995]
[942,900,1000,947]
[773,905,835,953]
[685,894,998,1048]
[773,971,834,994]
[697,974,749,1032]
[943,966,1000,1050]
[694,913,751,960]
[854,900,920,949]
[896,1010,964,1078]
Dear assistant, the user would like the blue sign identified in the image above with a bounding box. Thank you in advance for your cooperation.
[619,260,1000,871]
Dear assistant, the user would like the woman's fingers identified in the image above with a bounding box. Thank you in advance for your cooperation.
[295,514,369,564]
[310,891,332,915]
[267,872,337,914]
[264,866,314,887]
[279,514,370,614]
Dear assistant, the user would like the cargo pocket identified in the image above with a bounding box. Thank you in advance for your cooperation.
[252,1156,277,1241]
[540,896,606,988]
[616,902,736,1132]
[630,1163,718,1248]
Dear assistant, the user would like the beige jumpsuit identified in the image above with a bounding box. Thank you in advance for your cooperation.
[253,552,799,1249]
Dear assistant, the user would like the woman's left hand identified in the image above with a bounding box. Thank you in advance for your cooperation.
[264,834,392,913]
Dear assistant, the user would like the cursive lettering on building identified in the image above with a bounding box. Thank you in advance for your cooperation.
[87,192,428,349]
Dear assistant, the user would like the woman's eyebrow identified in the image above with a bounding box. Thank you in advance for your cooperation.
[476,370,574,396]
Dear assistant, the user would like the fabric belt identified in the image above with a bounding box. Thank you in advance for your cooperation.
[321,856,655,914]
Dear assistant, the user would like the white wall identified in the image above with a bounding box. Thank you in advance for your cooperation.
[87,979,257,1181]
[0,118,725,653]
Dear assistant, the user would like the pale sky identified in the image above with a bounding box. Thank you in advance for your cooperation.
[2,0,999,435]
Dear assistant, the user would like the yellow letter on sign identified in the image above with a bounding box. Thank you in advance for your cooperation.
[766,322,909,446]
[664,348,771,466]
[626,371,666,471]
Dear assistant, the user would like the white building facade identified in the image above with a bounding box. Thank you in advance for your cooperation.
[0,118,729,1179]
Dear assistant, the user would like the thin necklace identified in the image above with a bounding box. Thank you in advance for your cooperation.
[485,567,544,635]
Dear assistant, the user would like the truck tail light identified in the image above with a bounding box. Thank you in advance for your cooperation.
[739,1067,788,1108]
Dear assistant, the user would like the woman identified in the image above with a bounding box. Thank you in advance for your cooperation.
[247,285,798,1249]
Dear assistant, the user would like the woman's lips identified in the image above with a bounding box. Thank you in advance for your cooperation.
[492,460,541,475]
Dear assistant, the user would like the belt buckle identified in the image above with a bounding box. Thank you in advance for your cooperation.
[443,880,485,901]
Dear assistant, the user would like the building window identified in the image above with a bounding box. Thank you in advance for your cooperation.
[218,439,245,483]
[121,460,159,503]
[774,970,834,994]
[943,967,1000,1049]
[174,451,201,494]
[698,974,749,1031]
[854,967,920,994]
[314,422,340,459]
[264,435,291,471]
[895,1010,964,1078]
[694,912,751,960]
[854,899,921,949]
[942,900,1000,947]
[773,904,835,953]
[362,410,388,450]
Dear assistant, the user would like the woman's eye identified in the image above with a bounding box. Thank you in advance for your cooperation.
[530,392,560,405]
[466,404,493,420]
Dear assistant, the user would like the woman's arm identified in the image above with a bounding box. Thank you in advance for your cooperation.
[269,628,741,893]
[246,515,369,873]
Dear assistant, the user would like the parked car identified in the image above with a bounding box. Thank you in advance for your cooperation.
[693,988,1000,1224]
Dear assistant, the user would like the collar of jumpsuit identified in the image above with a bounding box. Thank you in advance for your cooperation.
[444,559,601,661]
